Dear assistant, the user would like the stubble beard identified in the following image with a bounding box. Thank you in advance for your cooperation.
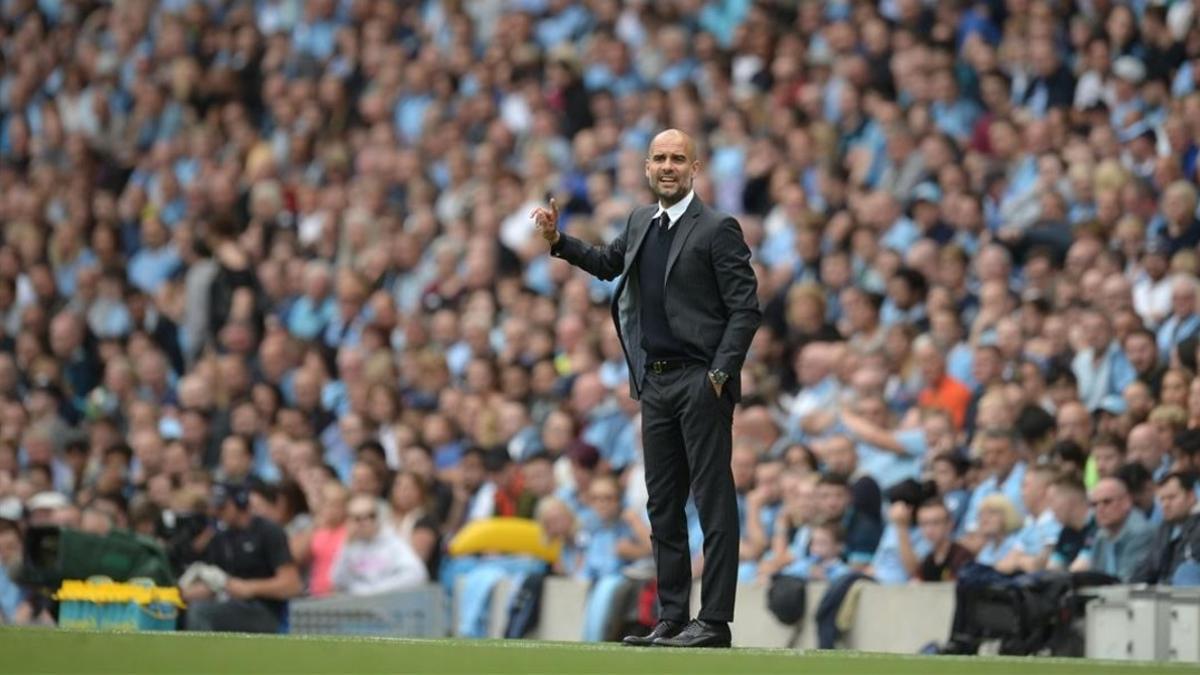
[653,175,689,207]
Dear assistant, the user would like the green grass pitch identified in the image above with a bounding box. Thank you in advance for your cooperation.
[0,628,1194,674]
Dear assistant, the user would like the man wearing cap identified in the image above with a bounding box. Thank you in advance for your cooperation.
[532,129,760,648]
[182,483,301,633]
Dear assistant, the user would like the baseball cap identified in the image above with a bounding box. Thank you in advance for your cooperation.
[912,182,942,205]
[1112,56,1146,84]
[211,483,250,510]
[26,492,69,512]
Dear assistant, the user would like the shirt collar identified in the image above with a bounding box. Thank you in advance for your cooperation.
[654,190,695,229]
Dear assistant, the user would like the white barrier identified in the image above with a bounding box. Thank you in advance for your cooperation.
[293,579,1200,663]
[1085,587,1200,663]
[456,577,956,652]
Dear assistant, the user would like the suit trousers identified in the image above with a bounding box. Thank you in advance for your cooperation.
[640,362,738,623]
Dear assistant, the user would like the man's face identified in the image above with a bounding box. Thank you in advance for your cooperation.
[347,500,380,541]
[824,438,857,476]
[1124,334,1157,373]
[815,483,849,521]
[644,131,698,205]
[0,530,21,568]
[1092,479,1133,530]
[588,481,622,522]
[731,449,756,492]
[1093,444,1124,478]
[1128,428,1164,472]
[917,504,951,546]
[521,460,555,499]
[980,437,1015,475]
[461,454,485,491]
[1158,478,1197,523]
[1021,472,1049,513]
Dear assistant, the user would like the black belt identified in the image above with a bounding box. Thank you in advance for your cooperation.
[646,359,701,375]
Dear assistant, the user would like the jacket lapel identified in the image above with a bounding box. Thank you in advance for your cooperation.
[664,196,702,282]
[625,207,655,269]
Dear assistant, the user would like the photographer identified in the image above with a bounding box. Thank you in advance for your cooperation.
[181,484,301,633]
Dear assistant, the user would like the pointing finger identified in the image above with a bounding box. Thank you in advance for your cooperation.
[550,198,558,217]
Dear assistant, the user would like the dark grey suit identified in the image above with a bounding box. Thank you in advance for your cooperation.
[551,195,761,624]
[1130,512,1200,584]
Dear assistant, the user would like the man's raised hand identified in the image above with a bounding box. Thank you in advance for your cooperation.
[530,197,560,245]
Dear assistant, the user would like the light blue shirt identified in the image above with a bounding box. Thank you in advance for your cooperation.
[287,295,335,341]
[856,427,926,491]
[976,533,1020,567]
[1014,509,1062,557]
[963,462,1028,533]
[872,524,930,585]
[128,245,181,293]
[579,520,633,581]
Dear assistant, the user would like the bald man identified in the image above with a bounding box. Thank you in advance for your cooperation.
[533,129,761,648]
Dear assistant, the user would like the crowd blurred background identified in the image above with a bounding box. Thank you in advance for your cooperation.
[1,0,1200,640]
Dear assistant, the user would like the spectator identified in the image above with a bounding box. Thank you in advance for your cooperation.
[973,495,1022,567]
[1131,472,1200,585]
[813,473,882,568]
[913,335,971,429]
[181,484,301,633]
[302,482,349,598]
[914,500,974,582]
[330,494,428,596]
[388,471,441,577]
[1070,477,1155,581]
[778,520,851,583]
[962,429,1028,536]
[0,519,32,624]
[929,452,971,532]
[995,465,1063,574]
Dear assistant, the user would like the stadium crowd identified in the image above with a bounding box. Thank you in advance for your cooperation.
[2,0,1200,646]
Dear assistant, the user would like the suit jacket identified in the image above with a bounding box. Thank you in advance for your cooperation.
[551,196,761,401]
[1130,511,1200,585]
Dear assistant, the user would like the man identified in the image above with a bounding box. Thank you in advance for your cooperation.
[1046,474,1098,571]
[1071,310,1134,413]
[994,465,1062,573]
[1157,276,1200,358]
[1127,423,1173,481]
[913,499,974,582]
[961,429,1028,535]
[182,483,302,632]
[330,494,428,596]
[533,129,761,648]
[1070,477,1155,581]
[0,519,32,624]
[914,335,971,430]
[814,473,883,568]
[1131,472,1200,585]
[1121,328,1166,398]
[837,396,939,492]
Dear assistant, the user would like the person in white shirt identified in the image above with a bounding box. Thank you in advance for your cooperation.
[330,495,428,596]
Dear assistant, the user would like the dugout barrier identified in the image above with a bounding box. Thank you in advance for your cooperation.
[286,580,1200,662]
[288,585,447,637]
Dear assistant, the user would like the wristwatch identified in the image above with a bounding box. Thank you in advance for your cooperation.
[708,369,730,387]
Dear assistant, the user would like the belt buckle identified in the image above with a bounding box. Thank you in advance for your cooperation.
[651,361,665,374]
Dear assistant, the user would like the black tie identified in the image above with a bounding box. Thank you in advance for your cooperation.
[658,212,671,231]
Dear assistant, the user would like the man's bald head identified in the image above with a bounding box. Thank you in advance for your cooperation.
[649,129,697,162]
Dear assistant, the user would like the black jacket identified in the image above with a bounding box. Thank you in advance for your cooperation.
[1130,512,1200,585]
[552,196,761,401]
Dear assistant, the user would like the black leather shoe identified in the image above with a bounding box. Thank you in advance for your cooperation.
[623,620,685,646]
[652,619,732,648]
